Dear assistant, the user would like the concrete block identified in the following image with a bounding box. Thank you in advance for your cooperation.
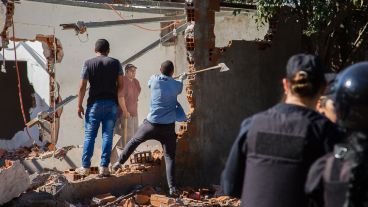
[0,160,30,205]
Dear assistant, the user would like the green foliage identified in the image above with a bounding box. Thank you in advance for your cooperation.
[254,0,368,71]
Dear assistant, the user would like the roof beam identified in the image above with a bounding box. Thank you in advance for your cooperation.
[60,15,185,30]
[24,0,184,14]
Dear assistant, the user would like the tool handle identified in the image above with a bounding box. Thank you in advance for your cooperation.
[123,118,128,145]
[173,65,221,79]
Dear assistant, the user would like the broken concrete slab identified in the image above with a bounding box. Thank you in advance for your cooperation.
[0,160,30,205]
[21,145,101,174]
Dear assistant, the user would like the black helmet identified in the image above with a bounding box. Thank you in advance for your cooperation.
[332,62,368,130]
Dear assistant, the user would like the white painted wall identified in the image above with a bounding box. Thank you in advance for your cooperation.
[215,12,268,47]
[0,41,50,150]
[11,1,188,149]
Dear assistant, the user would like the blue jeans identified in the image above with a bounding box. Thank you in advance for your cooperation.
[82,99,118,168]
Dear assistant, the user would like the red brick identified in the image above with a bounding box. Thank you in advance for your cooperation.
[150,194,175,207]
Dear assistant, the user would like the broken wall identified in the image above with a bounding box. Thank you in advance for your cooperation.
[176,9,302,186]
[0,41,52,150]
[8,1,187,150]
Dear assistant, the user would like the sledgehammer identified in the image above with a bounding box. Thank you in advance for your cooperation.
[174,63,230,79]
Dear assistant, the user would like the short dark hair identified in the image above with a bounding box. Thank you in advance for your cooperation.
[161,60,174,76]
[95,39,110,54]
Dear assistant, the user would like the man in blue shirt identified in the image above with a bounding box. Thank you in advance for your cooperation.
[112,60,187,195]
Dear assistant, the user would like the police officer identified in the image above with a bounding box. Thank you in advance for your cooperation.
[306,62,368,207]
[221,54,343,207]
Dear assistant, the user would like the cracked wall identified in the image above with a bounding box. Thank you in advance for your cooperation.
[175,0,303,187]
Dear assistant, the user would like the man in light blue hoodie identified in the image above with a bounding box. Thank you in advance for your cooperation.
[112,60,187,195]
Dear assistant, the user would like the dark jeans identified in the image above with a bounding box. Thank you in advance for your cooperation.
[117,119,177,189]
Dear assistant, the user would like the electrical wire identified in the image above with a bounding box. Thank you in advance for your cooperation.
[103,3,183,32]
[11,17,33,140]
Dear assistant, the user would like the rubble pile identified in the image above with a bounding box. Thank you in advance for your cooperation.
[0,149,240,207]
[87,184,240,207]
[0,144,74,161]
[0,160,30,205]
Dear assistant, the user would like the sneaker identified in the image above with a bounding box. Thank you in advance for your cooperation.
[75,167,90,176]
[99,166,110,177]
[111,162,122,173]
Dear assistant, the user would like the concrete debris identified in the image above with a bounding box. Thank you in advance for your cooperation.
[93,186,239,207]
[0,160,30,205]
[92,193,117,206]
[114,163,158,176]
[3,157,239,206]
[63,166,99,181]
[37,173,68,195]
[29,171,53,190]
[2,143,75,161]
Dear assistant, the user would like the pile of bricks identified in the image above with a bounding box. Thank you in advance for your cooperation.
[62,166,97,181]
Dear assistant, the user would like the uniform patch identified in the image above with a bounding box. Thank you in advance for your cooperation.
[255,132,304,160]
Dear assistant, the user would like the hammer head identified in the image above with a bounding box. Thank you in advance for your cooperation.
[218,63,230,72]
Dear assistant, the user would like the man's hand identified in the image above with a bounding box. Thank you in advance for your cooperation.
[78,105,85,119]
[123,110,131,118]
[179,72,187,81]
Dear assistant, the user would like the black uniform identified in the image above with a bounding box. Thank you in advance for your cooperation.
[305,62,368,207]
[305,133,368,207]
[221,103,343,207]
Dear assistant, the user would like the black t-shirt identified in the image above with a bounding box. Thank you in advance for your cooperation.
[221,103,345,207]
[81,56,123,106]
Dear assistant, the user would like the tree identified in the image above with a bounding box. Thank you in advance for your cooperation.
[254,0,368,71]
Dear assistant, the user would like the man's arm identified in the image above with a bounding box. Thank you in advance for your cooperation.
[305,155,327,207]
[137,80,141,94]
[221,118,251,198]
[176,73,186,94]
[118,75,130,118]
[77,79,87,119]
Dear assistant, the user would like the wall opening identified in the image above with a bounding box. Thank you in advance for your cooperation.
[0,60,35,140]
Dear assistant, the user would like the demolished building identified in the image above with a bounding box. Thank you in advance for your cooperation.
[0,0,304,205]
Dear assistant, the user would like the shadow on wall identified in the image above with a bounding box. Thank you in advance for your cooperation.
[0,60,34,140]
[176,16,302,187]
